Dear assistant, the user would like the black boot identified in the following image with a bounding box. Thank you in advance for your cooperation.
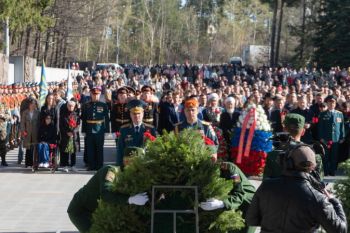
[1,160,8,166]
[1,155,8,166]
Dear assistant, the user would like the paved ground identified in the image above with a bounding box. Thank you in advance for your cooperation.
[0,138,118,233]
[0,138,345,233]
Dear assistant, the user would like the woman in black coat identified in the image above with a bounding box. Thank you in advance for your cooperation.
[37,114,57,168]
[59,100,79,172]
[40,93,57,126]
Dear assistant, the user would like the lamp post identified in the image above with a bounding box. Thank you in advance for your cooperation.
[207,24,217,64]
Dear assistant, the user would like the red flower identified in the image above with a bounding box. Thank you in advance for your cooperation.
[230,147,267,176]
[68,115,77,129]
[312,117,319,124]
[144,130,156,141]
[327,140,333,149]
[202,135,215,145]
[115,131,121,138]
[214,108,221,114]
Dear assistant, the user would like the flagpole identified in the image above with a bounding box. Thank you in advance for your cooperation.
[39,60,48,107]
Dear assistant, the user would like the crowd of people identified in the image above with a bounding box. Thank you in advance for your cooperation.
[0,63,349,174]
[0,63,349,233]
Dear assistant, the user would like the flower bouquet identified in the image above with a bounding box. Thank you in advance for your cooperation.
[231,104,273,176]
[65,115,77,154]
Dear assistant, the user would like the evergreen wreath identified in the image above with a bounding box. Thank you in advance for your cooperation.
[91,129,244,233]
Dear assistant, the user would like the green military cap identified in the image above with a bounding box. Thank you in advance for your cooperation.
[283,113,305,130]
[325,94,337,102]
[127,99,146,113]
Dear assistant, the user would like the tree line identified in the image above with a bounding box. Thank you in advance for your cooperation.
[0,0,349,68]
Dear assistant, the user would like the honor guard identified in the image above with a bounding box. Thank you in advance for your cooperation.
[81,86,110,170]
[111,87,131,134]
[141,85,159,128]
[116,99,157,166]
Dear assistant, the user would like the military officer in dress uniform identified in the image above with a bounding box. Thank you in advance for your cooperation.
[263,113,324,180]
[141,85,159,128]
[318,95,345,176]
[175,98,218,145]
[110,86,130,141]
[116,99,157,167]
[81,86,110,170]
[67,164,149,233]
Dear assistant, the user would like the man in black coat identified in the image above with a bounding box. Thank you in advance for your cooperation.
[309,92,324,140]
[270,95,287,134]
[246,146,347,233]
[290,95,313,143]
[262,93,274,121]
[158,91,179,134]
[219,97,239,146]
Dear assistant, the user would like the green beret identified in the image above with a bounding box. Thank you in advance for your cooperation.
[283,113,305,130]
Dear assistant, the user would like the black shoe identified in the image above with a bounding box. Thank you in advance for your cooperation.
[1,161,8,166]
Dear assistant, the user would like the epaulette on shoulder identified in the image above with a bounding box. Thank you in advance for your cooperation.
[144,123,154,128]
[121,123,131,128]
[201,120,211,126]
[335,110,342,113]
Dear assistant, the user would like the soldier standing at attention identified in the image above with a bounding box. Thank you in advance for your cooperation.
[81,86,110,171]
[140,85,159,128]
[110,87,130,142]
[318,95,345,176]
[116,99,157,167]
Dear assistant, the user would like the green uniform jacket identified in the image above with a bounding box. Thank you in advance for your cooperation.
[67,165,128,233]
[318,110,345,142]
[81,101,110,134]
[116,123,157,166]
[70,165,128,212]
[220,162,256,215]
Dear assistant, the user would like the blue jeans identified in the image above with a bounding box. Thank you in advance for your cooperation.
[37,143,50,164]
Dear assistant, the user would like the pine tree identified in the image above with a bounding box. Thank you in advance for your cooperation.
[313,0,350,68]
[90,130,244,233]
